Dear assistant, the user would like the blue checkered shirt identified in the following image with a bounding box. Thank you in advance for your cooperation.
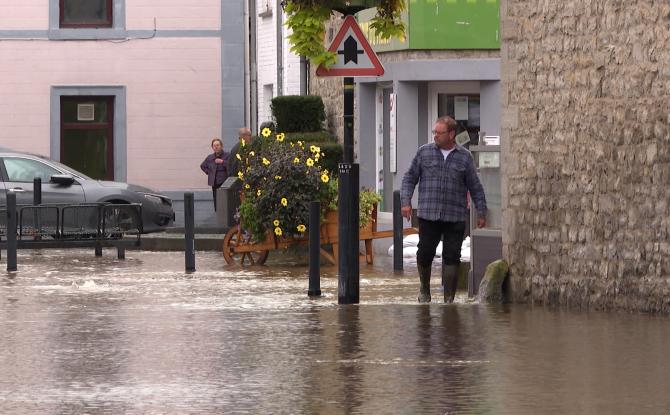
[401,143,487,222]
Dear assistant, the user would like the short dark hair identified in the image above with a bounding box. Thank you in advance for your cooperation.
[211,138,223,147]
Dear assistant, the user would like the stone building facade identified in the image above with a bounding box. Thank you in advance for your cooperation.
[501,1,670,312]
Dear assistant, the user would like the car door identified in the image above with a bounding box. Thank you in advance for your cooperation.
[0,156,86,205]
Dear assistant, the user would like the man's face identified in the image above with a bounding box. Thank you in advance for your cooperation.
[240,133,252,143]
[432,122,455,149]
[212,141,223,153]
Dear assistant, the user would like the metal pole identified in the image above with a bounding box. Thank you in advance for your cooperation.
[393,190,403,271]
[338,76,360,304]
[308,201,321,297]
[33,177,42,240]
[184,192,196,272]
[338,163,359,304]
[7,192,17,271]
[33,177,42,205]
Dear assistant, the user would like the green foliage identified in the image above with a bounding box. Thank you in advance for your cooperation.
[323,178,382,228]
[237,132,332,241]
[271,95,326,132]
[285,132,342,178]
[283,0,406,68]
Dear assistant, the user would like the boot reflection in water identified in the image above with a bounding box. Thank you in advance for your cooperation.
[417,263,432,303]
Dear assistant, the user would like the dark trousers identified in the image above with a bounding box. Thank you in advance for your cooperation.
[416,218,466,267]
[212,184,222,211]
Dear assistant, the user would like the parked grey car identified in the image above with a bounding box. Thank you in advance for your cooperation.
[0,150,174,233]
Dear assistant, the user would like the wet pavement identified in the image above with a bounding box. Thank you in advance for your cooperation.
[1,249,670,414]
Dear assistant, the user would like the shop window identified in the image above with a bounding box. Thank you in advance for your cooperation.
[60,0,112,28]
[437,94,480,145]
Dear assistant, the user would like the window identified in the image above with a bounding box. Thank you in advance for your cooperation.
[3,158,61,183]
[437,94,481,145]
[60,0,113,28]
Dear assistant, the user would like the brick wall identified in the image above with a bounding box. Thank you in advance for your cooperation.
[501,1,670,312]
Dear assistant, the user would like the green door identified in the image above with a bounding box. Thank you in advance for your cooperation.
[60,97,114,180]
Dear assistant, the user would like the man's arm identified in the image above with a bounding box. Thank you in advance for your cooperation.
[200,156,210,174]
[464,156,487,227]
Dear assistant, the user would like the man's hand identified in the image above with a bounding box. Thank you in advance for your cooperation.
[401,205,412,221]
[215,158,224,164]
[477,217,486,228]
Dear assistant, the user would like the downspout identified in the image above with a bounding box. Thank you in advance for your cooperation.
[276,0,283,96]
[249,0,258,133]
[300,55,309,95]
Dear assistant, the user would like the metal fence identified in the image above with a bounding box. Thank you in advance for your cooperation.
[0,203,141,240]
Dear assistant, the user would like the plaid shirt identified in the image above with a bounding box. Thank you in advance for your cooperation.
[401,143,487,222]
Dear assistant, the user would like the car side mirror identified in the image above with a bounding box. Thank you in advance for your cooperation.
[50,174,75,186]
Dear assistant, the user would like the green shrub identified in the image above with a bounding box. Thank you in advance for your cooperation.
[271,95,326,132]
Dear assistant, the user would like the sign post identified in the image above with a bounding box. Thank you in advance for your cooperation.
[317,15,384,304]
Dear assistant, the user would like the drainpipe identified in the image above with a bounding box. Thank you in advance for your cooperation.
[249,0,258,133]
[300,55,308,95]
[276,0,283,96]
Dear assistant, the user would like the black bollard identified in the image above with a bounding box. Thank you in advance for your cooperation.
[117,246,125,260]
[33,177,42,205]
[308,201,321,297]
[184,192,196,272]
[393,190,403,271]
[95,244,102,257]
[7,192,17,271]
[338,162,359,304]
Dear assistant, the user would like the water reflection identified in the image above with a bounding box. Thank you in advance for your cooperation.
[1,250,670,413]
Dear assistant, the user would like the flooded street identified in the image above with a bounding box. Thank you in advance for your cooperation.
[1,249,670,414]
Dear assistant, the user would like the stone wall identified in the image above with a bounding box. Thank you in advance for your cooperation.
[501,1,670,312]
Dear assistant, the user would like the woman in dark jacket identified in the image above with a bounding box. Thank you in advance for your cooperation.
[200,138,228,210]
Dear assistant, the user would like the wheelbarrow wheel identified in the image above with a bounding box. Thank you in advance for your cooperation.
[222,225,269,266]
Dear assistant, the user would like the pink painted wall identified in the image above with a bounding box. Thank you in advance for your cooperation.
[0,1,226,191]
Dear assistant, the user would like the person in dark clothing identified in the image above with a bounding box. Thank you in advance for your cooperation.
[200,138,228,211]
[401,116,487,304]
[226,127,253,177]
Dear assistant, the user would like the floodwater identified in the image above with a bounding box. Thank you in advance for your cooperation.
[1,249,670,414]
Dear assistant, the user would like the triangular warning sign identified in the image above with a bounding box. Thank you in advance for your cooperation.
[316,15,384,77]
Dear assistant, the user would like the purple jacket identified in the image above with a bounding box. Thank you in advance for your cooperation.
[200,152,229,187]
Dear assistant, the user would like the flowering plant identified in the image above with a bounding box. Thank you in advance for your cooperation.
[237,128,331,242]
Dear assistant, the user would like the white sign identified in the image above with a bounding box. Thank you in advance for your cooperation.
[389,93,397,173]
[454,96,469,120]
[316,15,385,77]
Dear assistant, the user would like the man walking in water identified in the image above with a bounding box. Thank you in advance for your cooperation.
[401,116,487,303]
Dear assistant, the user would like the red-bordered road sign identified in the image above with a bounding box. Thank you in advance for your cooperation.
[316,15,385,77]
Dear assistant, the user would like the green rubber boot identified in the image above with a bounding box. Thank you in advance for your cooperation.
[417,263,431,303]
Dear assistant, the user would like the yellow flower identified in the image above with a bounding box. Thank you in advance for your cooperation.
[274,175,282,180]
[273,219,280,226]
[261,128,271,137]
[314,154,320,161]
[241,138,246,147]
[297,140,303,146]
[281,198,288,206]
[249,151,255,156]
[237,171,244,179]
[293,157,300,164]
[321,173,329,183]
[310,145,316,153]
[321,152,325,157]
[276,133,285,142]
[245,184,250,189]
[257,189,262,196]
[306,158,314,167]
[236,153,241,160]
[262,157,270,166]
[274,227,282,236]
[297,224,306,233]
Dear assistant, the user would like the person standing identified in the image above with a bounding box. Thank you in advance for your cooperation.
[200,138,228,211]
[401,116,487,303]
[227,127,253,177]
